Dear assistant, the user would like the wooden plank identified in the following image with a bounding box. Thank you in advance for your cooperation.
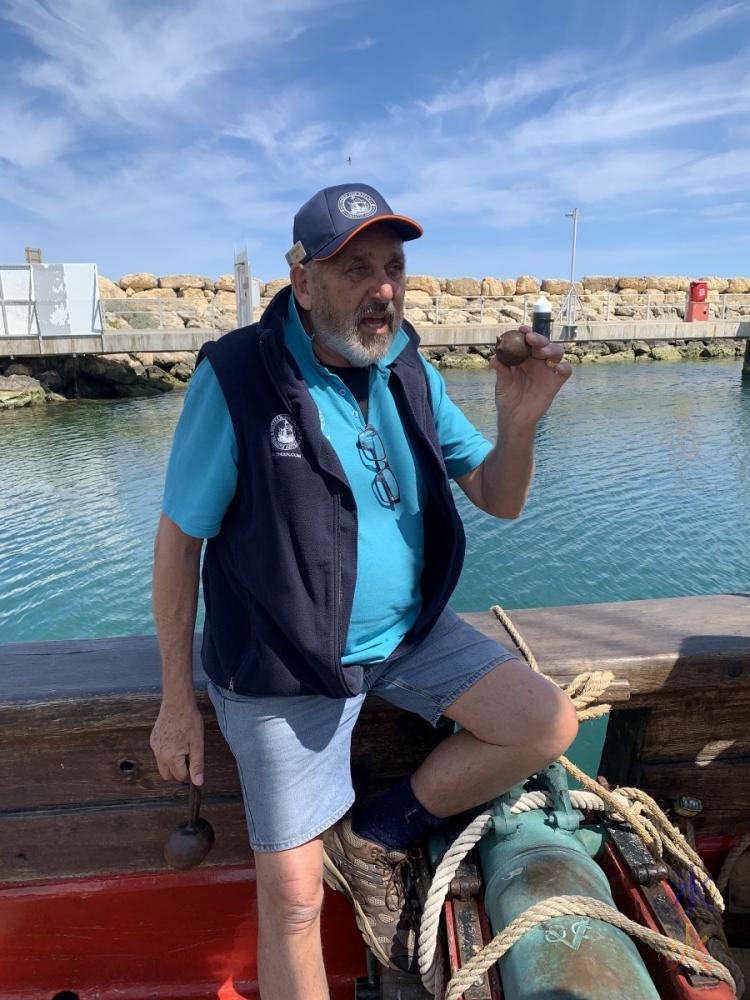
[635,758,750,835]
[2,595,748,720]
[2,799,251,882]
[638,689,750,763]
[0,699,439,814]
[463,593,750,699]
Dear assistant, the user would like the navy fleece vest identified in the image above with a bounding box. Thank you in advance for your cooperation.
[198,287,465,698]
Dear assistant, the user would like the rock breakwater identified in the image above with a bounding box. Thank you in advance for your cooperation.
[96,272,750,330]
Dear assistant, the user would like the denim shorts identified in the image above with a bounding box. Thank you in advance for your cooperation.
[207,606,516,852]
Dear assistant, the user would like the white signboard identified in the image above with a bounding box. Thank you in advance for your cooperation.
[0,263,103,338]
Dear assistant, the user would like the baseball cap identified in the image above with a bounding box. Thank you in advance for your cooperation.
[285,183,423,266]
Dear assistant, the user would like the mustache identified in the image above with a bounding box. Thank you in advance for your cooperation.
[355,300,398,326]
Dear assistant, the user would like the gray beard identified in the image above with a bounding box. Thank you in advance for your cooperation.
[309,299,401,367]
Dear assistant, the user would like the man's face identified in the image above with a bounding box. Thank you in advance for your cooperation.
[303,224,406,367]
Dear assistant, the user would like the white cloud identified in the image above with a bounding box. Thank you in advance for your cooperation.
[511,56,750,152]
[223,90,336,156]
[0,101,73,167]
[668,1,750,43]
[347,36,378,50]
[417,54,587,118]
[3,0,340,125]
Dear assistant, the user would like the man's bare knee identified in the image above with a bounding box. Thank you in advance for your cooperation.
[256,843,325,936]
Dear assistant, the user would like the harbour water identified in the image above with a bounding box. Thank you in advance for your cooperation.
[1,360,748,645]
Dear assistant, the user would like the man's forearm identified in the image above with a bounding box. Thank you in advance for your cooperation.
[152,519,202,704]
[479,420,536,519]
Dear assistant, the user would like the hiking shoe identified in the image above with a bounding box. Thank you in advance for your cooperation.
[322,812,421,974]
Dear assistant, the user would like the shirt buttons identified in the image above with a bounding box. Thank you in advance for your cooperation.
[339,388,346,395]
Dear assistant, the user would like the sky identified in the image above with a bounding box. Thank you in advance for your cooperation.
[1,0,750,283]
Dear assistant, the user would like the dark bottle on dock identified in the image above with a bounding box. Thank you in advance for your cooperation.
[532,295,552,339]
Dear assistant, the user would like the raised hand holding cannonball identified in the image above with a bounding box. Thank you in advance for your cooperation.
[490,325,571,429]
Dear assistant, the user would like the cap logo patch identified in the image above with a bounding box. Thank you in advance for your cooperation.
[338,190,377,220]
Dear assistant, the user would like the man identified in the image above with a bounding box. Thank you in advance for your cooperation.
[150,183,577,999]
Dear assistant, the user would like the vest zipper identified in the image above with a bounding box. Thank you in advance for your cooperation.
[228,675,236,692]
[332,489,342,661]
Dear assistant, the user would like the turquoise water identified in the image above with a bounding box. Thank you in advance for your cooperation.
[1,361,748,645]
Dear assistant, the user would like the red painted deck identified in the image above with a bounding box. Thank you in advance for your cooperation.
[0,864,366,999]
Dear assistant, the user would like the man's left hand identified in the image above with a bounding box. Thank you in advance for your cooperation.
[489,326,572,429]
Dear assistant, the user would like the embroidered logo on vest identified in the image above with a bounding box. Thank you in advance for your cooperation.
[270,414,302,457]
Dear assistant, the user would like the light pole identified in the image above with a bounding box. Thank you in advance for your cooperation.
[563,208,579,337]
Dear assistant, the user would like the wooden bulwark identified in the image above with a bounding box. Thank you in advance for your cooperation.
[1,594,749,883]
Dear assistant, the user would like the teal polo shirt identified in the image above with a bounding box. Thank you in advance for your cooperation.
[163,296,492,665]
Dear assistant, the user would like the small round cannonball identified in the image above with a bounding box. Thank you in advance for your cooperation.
[495,330,532,367]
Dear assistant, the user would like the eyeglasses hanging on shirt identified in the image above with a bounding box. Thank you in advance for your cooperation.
[357,425,401,506]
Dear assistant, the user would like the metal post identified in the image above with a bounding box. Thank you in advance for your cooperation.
[645,292,650,320]
[434,295,440,324]
[606,292,611,320]
[523,296,528,323]
[479,295,484,322]
[158,298,164,329]
[564,208,579,328]
[721,293,726,320]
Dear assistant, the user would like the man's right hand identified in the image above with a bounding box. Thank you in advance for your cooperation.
[150,699,205,785]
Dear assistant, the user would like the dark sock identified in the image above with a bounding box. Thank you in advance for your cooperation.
[352,775,445,851]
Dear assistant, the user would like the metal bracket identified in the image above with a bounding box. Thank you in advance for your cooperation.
[535,762,580,832]
[491,786,522,839]
[607,824,669,886]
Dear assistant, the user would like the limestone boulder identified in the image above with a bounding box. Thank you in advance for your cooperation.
[596,350,633,363]
[516,275,541,295]
[405,290,434,308]
[5,362,34,377]
[132,288,177,299]
[154,352,197,370]
[632,340,651,356]
[502,279,517,296]
[679,343,704,359]
[406,275,441,296]
[701,341,735,358]
[404,307,426,324]
[582,276,618,292]
[131,352,155,366]
[120,272,158,292]
[105,315,131,330]
[177,287,207,299]
[171,362,194,382]
[440,353,487,370]
[175,302,210,325]
[498,305,525,322]
[643,276,690,292]
[481,277,505,297]
[98,276,127,300]
[618,288,639,301]
[651,346,682,361]
[264,279,290,298]
[541,279,571,295]
[159,274,213,291]
[38,370,65,392]
[441,310,468,324]
[617,277,649,292]
[215,274,236,292]
[0,374,47,409]
[79,354,144,384]
[698,276,729,293]
[214,290,237,311]
[437,294,468,311]
[727,277,750,294]
[445,277,481,297]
